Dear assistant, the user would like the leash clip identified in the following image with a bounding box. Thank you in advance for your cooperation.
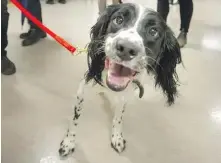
[75,44,88,55]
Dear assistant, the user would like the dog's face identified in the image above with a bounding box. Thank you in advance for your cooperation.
[105,5,168,91]
[86,4,182,105]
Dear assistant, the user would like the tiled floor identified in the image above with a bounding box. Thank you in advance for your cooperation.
[2,0,221,163]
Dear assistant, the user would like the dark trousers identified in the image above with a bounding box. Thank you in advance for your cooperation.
[20,0,43,29]
[1,0,9,57]
[157,0,193,33]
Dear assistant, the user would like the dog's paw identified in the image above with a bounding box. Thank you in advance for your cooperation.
[59,136,76,157]
[111,132,126,153]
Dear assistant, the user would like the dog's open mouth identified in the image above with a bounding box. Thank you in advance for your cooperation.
[105,58,137,91]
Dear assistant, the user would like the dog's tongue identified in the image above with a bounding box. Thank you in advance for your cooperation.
[105,59,132,77]
[121,66,132,76]
[105,59,135,88]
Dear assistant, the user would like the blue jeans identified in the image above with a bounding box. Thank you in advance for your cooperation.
[20,0,43,29]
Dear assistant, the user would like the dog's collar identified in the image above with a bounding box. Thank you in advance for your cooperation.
[132,80,144,98]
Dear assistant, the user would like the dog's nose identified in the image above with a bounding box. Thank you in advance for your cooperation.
[116,39,139,61]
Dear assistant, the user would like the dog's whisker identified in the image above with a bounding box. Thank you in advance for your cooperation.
[144,47,161,65]
[95,48,105,54]
[147,56,162,69]
[93,50,104,56]
[145,46,153,54]
[147,63,156,73]
[97,45,105,51]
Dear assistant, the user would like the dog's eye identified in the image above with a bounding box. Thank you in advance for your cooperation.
[113,16,124,25]
[149,28,159,37]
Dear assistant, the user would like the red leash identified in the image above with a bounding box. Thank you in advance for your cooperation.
[10,0,76,54]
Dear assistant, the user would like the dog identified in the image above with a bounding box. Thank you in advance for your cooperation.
[58,3,182,157]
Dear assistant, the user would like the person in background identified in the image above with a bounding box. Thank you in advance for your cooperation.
[169,0,179,5]
[157,0,193,48]
[2,0,16,75]
[98,0,121,15]
[20,0,47,46]
[46,0,66,4]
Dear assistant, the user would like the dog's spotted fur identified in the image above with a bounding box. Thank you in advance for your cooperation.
[59,3,181,157]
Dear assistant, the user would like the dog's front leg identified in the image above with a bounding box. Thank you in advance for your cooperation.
[111,96,127,153]
[59,80,86,157]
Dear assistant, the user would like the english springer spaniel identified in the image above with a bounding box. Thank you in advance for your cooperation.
[59,3,182,157]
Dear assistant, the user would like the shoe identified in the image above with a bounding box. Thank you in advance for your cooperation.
[173,0,179,5]
[1,56,16,75]
[46,0,55,4]
[20,29,32,39]
[22,29,46,46]
[58,0,66,4]
[169,0,173,4]
[20,28,46,40]
[177,30,187,48]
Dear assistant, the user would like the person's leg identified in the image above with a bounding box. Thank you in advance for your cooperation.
[2,0,9,59]
[98,0,107,15]
[112,0,119,4]
[21,0,46,46]
[58,0,66,4]
[98,0,120,15]
[177,0,193,47]
[1,0,16,75]
[169,0,179,5]
[157,0,170,22]
[46,0,55,4]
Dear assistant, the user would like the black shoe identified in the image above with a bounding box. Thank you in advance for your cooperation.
[177,30,187,48]
[58,0,66,4]
[46,0,55,4]
[20,29,32,39]
[1,56,16,75]
[20,28,46,40]
[22,29,46,46]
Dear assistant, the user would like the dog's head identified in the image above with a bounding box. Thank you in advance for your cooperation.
[86,4,182,105]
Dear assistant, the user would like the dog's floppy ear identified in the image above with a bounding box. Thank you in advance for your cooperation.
[91,4,121,39]
[85,5,121,85]
[155,28,182,105]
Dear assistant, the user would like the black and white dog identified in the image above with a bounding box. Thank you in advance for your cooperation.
[59,3,182,157]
